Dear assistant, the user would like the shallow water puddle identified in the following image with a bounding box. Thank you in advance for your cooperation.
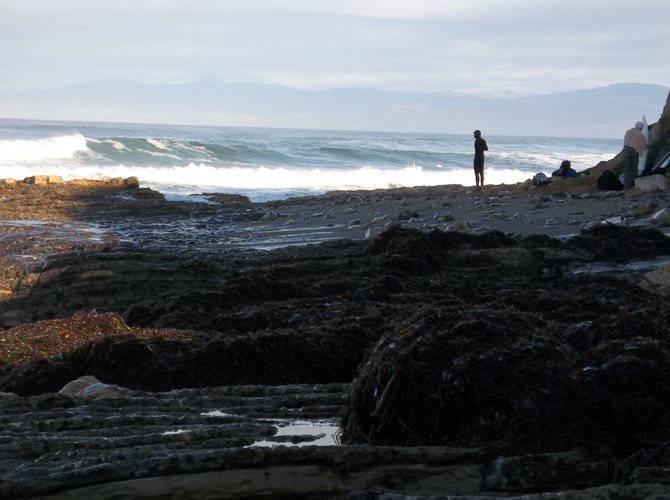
[250,419,340,448]
[571,256,670,277]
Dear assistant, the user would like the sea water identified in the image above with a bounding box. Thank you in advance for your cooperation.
[0,118,621,202]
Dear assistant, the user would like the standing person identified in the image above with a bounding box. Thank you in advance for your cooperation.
[473,129,488,188]
[622,121,647,189]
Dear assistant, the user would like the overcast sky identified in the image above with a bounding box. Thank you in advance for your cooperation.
[1,0,668,95]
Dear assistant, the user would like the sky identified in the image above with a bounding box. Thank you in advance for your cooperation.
[1,0,668,96]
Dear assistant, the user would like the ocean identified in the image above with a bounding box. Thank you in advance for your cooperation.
[0,118,621,202]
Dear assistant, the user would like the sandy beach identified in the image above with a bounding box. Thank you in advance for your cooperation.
[2,174,669,255]
[191,174,670,253]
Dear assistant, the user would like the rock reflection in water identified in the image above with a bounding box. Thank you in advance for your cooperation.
[250,419,341,447]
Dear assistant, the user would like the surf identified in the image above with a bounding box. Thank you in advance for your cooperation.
[0,134,88,162]
[0,118,622,202]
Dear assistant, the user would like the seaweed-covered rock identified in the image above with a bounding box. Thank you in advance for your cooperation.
[566,225,670,262]
[341,304,670,456]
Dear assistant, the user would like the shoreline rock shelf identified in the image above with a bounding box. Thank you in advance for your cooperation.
[3,172,670,497]
[2,380,670,498]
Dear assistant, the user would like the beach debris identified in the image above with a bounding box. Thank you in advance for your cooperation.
[629,206,656,218]
[369,215,389,225]
[365,228,380,240]
[397,209,419,220]
[261,211,278,222]
[282,211,300,226]
[602,215,627,225]
[647,208,670,226]
[580,220,600,231]
[433,212,455,222]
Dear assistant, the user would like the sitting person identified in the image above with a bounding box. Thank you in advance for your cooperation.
[551,160,578,178]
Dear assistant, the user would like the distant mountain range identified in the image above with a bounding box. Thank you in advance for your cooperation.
[1,79,668,138]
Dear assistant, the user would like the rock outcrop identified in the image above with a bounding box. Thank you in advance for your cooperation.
[2,90,670,497]
[583,90,670,180]
[3,378,670,499]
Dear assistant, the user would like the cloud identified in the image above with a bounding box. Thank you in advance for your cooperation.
[0,0,668,95]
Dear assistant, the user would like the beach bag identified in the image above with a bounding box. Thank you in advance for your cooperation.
[532,172,551,186]
[597,170,623,191]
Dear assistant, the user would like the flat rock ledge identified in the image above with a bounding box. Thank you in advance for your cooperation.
[1,378,669,499]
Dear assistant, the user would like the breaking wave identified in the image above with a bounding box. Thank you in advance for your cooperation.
[0,134,88,162]
[0,119,621,202]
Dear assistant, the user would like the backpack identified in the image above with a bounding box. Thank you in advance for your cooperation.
[532,172,551,186]
[597,170,623,191]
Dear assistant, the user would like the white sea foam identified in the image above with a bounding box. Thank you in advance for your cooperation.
[0,134,88,162]
[200,410,234,417]
[489,150,612,172]
[163,163,528,191]
[136,148,182,160]
[88,138,129,151]
[147,138,169,150]
[0,161,540,199]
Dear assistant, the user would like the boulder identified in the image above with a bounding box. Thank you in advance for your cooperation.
[23,175,49,184]
[635,174,666,192]
[59,375,129,399]
[124,176,140,188]
[640,263,670,296]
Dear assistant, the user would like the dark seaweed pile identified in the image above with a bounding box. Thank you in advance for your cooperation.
[341,226,670,455]
[2,225,670,457]
[340,301,670,455]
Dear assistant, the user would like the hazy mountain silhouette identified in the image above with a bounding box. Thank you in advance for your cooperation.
[0,79,667,138]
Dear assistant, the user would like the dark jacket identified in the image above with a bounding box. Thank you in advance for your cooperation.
[474,138,488,166]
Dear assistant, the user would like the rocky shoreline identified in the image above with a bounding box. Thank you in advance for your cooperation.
[3,172,670,498]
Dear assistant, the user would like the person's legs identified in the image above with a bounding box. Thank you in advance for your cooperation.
[622,151,631,189]
[631,156,639,188]
[622,148,638,189]
[474,165,483,187]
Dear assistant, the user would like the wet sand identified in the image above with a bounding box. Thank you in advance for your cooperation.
[229,184,670,249]
[2,176,670,257]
